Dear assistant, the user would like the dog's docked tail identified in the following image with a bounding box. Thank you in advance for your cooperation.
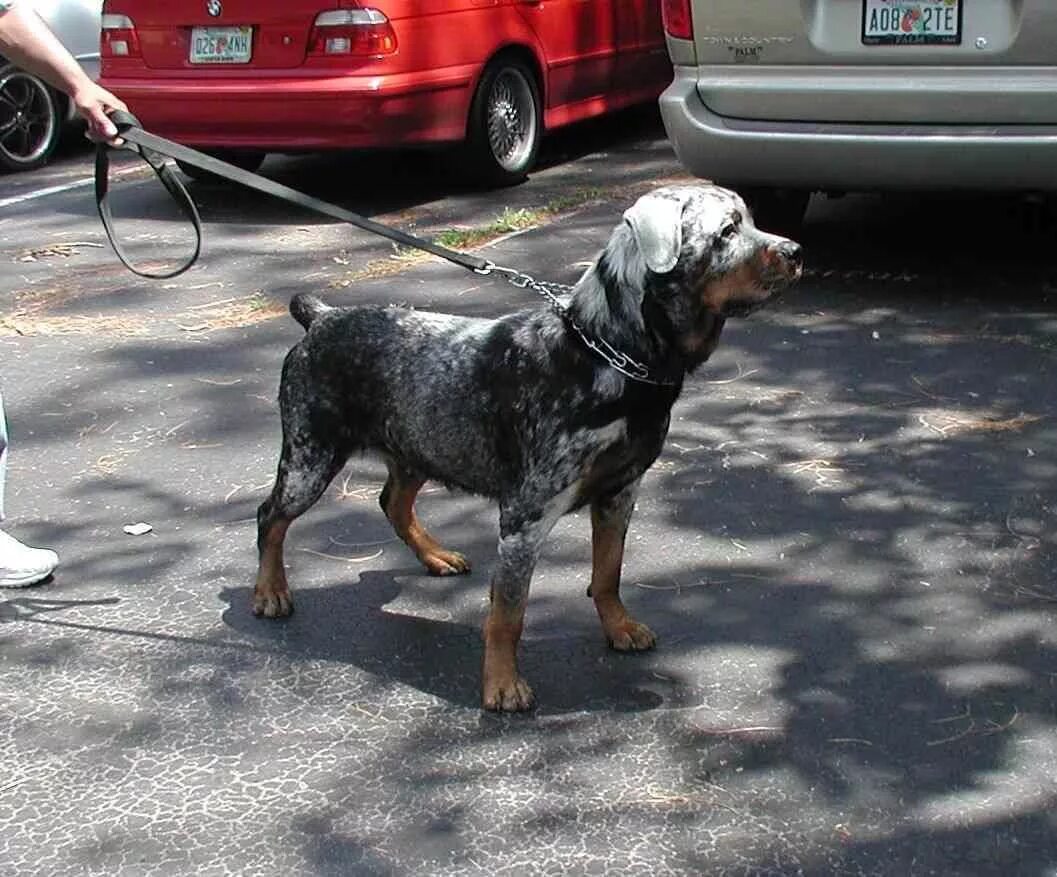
[290,294,332,330]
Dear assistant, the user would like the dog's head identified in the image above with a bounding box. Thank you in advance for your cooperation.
[623,184,803,319]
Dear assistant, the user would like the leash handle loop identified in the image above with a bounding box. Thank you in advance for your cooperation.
[95,111,202,279]
[95,111,490,277]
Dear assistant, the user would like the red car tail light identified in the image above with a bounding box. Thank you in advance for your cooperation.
[101,13,142,59]
[308,9,397,57]
[661,0,693,41]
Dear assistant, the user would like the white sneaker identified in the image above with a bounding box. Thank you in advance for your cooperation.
[0,530,58,588]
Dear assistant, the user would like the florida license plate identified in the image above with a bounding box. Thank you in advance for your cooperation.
[189,26,253,64]
[862,0,962,46]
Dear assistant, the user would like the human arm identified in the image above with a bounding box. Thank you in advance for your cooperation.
[0,2,126,142]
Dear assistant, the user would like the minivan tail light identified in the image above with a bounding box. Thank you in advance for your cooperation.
[661,0,693,40]
[101,13,142,58]
[308,9,397,56]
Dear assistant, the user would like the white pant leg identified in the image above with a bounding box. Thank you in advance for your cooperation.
[0,390,8,521]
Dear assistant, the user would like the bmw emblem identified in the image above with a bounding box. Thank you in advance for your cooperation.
[206,0,222,16]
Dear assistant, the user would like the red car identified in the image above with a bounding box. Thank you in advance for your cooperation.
[99,0,671,185]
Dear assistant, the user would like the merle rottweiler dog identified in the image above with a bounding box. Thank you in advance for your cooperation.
[253,184,802,711]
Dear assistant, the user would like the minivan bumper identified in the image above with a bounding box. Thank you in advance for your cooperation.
[660,68,1057,192]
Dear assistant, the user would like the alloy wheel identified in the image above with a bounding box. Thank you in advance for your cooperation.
[485,67,537,174]
[0,69,57,169]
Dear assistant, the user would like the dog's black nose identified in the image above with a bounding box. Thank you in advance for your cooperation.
[777,241,802,268]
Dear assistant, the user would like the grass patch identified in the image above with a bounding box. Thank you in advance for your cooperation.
[331,176,693,289]
[545,186,607,213]
[435,208,541,249]
[434,187,607,250]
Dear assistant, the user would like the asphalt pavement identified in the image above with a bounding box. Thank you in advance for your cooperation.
[1,112,1056,876]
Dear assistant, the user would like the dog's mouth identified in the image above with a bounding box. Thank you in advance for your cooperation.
[719,299,760,319]
[719,292,785,319]
[700,247,802,320]
[763,259,803,288]
[717,274,795,319]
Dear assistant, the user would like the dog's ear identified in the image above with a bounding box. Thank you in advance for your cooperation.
[623,191,687,275]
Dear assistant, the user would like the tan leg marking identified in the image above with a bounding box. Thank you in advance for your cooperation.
[590,506,656,651]
[383,475,471,576]
[481,594,534,711]
[254,518,294,618]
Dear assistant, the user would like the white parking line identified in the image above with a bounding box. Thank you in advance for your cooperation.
[0,163,153,210]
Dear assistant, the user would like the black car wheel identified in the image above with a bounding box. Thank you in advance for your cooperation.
[464,57,541,187]
[0,64,62,173]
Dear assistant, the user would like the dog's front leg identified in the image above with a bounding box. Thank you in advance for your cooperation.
[482,501,562,712]
[589,480,656,651]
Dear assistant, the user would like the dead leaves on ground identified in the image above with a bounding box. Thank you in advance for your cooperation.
[917,411,1042,438]
[16,242,103,262]
[0,291,285,337]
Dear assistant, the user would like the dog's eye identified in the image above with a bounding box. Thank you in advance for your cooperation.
[719,211,743,239]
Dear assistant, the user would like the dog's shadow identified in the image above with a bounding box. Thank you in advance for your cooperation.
[219,569,675,714]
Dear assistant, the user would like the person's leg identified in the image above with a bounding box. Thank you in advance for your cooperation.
[0,390,58,588]
[0,388,8,522]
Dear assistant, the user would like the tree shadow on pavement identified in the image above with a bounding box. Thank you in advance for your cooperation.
[2,191,1057,873]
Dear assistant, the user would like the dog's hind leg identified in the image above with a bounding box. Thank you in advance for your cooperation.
[589,480,656,651]
[254,431,346,619]
[379,462,471,576]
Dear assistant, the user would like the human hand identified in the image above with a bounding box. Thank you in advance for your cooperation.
[72,80,127,145]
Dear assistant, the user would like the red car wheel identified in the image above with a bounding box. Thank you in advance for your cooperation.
[465,57,541,187]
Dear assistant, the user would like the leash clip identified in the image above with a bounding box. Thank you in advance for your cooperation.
[486,262,676,388]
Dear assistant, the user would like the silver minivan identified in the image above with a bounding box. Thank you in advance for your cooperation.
[659,0,1057,227]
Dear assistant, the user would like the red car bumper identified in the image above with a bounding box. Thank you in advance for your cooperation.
[101,65,477,151]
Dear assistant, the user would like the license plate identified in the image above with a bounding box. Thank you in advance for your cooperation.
[189,26,252,64]
[862,0,962,46]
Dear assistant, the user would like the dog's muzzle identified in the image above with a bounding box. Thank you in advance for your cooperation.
[770,240,803,280]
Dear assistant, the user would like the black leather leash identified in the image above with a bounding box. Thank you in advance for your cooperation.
[95,109,490,279]
[94,111,676,386]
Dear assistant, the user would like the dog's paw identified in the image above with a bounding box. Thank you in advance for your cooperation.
[253,588,294,619]
[606,620,657,652]
[422,549,471,577]
[482,674,535,712]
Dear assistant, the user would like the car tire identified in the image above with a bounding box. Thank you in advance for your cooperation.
[176,149,266,183]
[0,64,62,173]
[741,188,811,237]
[463,56,541,187]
